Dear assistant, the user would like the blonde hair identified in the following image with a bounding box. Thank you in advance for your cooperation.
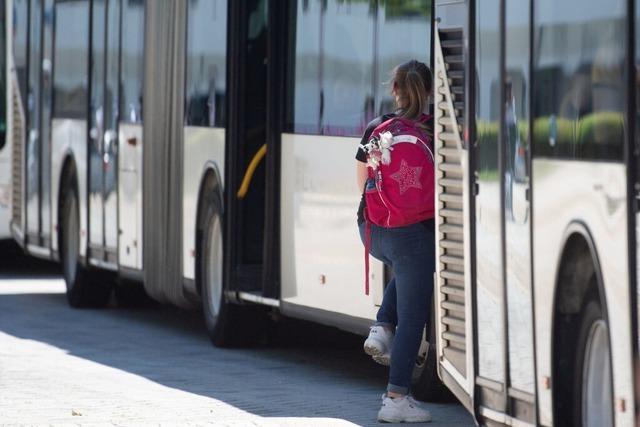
[391,60,433,121]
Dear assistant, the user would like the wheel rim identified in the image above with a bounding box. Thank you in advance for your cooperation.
[64,195,79,289]
[582,319,613,427]
[204,213,223,319]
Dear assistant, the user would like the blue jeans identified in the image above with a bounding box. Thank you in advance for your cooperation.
[359,221,435,395]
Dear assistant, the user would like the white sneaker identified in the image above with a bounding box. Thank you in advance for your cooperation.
[364,325,394,366]
[377,394,432,423]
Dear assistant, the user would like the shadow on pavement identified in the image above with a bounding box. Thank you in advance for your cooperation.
[0,252,473,427]
[0,240,60,276]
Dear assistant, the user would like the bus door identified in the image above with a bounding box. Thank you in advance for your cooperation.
[25,0,52,248]
[88,0,120,266]
[226,0,284,298]
[433,0,474,412]
[473,0,536,423]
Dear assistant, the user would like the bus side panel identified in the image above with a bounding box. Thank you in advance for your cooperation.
[118,122,143,270]
[182,126,225,283]
[280,133,383,322]
[50,118,87,258]
[532,160,632,426]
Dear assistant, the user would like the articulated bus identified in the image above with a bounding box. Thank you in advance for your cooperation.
[7,0,640,425]
[6,0,445,400]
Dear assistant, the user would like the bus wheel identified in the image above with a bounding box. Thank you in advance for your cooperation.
[199,191,264,347]
[411,301,452,402]
[573,300,613,427]
[61,188,112,308]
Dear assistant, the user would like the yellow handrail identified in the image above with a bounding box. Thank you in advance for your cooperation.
[236,143,267,199]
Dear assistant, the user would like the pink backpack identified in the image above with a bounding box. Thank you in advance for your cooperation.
[361,115,435,294]
[363,115,435,227]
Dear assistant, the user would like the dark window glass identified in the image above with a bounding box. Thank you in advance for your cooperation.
[286,0,431,137]
[185,0,227,127]
[120,0,144,124]
[53,0,89,119]
[533,1,626,160]
[14,0,29,112]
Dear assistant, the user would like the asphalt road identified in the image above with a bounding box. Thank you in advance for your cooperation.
[0,242,474,426]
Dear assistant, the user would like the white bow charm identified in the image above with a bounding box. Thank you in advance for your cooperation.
[379,131,394,165]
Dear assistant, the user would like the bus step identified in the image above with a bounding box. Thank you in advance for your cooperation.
[438,162,462,173]
[439,178,463,189]
[441,254,464,265]
[440,208,463,219]
[442,330,465,344]
[441,270,464,283]
[437,148,461,158]
[440,193,463,204]
[440,224,463,235]
[448,70,464,80]
[441,300,465,313]
[441,285,465,298]
[440,239,463,251]
[442,315,465,328]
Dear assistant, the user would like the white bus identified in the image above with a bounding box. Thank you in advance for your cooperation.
[433,0,638,425]
[7,0,445,401]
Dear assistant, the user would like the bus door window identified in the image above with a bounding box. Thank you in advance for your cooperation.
[26,0,42,238]
[103,0,121,249]
[89,0,121,257]
[89,0,107,249]
[474,0,506,404]
[39,0,53,239]
[504,0,535,398]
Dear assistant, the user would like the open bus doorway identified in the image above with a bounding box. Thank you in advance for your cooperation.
[226,0,274,297]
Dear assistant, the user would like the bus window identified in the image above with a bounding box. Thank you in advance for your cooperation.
[287,0,374,136]
[533,0,626,160]
[13,0,28,110]
[474,0,505,385]
[287,0,431,137]
[376,1,431,116]
[53,1,89,119]
[185,0,227,128]
[121,0,144,124]
[504,0,534,395]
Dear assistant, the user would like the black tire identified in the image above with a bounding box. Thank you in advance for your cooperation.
[60,186,112,308]
[198,189,266,347]
[411,299,453,402]
[572,299,613,427]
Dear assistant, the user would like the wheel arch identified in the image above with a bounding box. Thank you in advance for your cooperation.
[552,222,607,316]
[551,221,611,425]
